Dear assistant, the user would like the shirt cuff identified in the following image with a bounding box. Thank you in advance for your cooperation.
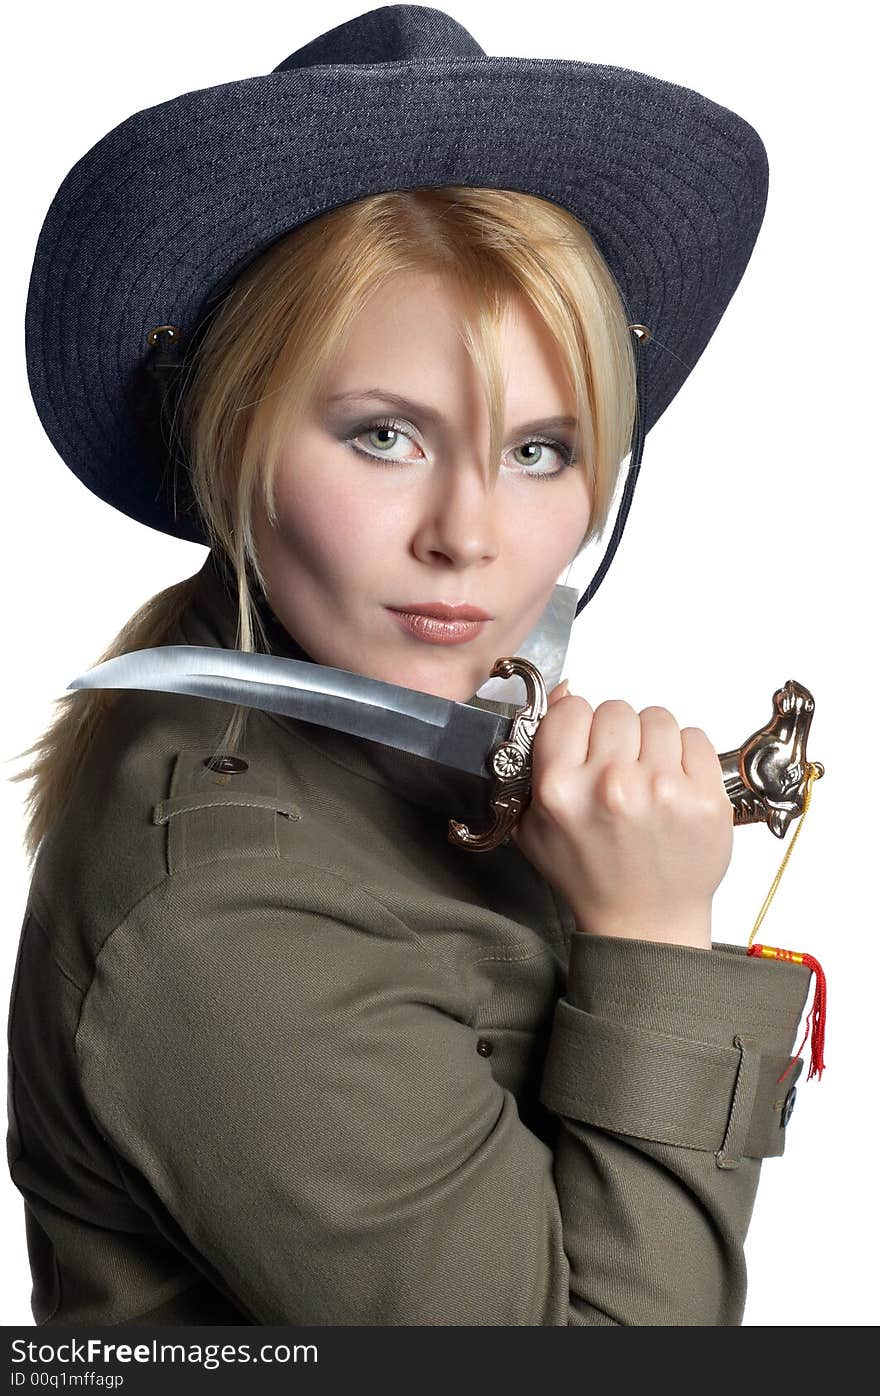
[539,933,814,1166]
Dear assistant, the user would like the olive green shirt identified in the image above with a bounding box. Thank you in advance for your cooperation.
[6,551,812,1325]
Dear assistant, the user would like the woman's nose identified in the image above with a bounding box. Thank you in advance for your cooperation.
[411,463,501,569]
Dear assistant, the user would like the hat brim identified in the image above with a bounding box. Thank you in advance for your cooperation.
[25,55,768,544]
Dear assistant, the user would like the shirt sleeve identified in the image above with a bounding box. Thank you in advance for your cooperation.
[74,856,813,1326]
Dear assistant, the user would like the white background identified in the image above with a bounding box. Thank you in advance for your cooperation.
[2,0,876,1327]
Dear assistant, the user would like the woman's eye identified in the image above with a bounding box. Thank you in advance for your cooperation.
[346,419,575,480]
[348,419,421,465]
[507,440,574,481]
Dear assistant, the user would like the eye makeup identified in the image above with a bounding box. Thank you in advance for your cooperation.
[339,414,579,481]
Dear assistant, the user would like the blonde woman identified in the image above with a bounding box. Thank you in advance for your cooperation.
[7,5,812,1326]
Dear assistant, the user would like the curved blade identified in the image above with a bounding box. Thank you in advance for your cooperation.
[67,645,510,779]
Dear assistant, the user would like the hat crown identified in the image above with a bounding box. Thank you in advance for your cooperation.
[273,3,485,73]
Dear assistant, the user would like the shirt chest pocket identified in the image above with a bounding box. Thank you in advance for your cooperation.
[468,947,562,1128]
[151,747,302,874]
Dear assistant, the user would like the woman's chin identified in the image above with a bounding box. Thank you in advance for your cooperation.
[387,665,486,705]
[335,638,495,704]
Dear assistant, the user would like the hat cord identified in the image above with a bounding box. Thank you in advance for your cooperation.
[574,323,649,618]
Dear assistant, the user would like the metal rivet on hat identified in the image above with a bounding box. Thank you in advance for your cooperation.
[204,755,249,774]
[627,323,652,344]
[146,324,182,348]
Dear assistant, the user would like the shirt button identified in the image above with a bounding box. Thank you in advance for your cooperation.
[205,755,249,774]
[781,1085,797,1127]
[476,1038,494,1057]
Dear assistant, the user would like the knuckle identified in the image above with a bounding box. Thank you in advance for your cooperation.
[650,771,680,806]
[597,761,638,813]
[690,787,733,824]
[693,793,723,822]
[533,769,570,815]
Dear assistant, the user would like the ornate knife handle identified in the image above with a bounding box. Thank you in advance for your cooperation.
[448,660,824,853]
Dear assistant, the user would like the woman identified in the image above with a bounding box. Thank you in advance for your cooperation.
[7,5,812,1325]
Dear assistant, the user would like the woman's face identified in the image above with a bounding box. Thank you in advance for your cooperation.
[252,270,591,702]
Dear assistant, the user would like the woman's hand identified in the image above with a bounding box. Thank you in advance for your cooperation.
[509,682,734,949]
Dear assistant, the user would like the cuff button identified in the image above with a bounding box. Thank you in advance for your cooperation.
[476,1038,494,1057]
[781,1085,797,1127]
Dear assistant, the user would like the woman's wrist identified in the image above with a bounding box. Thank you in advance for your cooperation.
[572,910,713,951]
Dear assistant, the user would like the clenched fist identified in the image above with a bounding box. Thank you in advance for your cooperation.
[509,682,734,949]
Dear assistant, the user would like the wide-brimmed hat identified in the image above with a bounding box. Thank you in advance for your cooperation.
[24,3,768,612]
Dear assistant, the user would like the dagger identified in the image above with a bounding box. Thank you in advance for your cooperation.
[66,647,823,854]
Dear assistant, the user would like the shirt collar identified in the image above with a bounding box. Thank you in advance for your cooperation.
[172,550,523,823]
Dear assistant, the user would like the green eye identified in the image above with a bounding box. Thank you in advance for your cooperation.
[368,427,402,452]
[508,439,575,481]
[348,417,420,466]
[346,417,576,480]
[512,443,542,466]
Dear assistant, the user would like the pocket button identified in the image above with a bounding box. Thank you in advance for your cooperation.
[205,756,249,774]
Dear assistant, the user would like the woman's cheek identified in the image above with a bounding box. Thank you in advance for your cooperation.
[272,463,372,561]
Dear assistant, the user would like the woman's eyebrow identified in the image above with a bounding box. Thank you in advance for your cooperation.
[323,388,577,436]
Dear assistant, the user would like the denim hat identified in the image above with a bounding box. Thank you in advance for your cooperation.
[24,3,768,614]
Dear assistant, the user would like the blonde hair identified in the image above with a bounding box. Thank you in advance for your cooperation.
[9,186,637,866]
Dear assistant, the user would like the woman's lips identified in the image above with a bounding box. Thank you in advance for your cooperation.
[387,608,489,645]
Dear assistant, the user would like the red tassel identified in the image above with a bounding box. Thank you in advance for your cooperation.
[747,944,827,1082]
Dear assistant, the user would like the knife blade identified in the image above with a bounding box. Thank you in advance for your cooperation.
[66,647,823,853]
[66,644,511,779]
